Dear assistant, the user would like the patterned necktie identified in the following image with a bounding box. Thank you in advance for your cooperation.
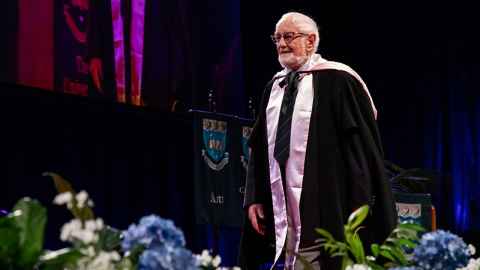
[274,71,300,166]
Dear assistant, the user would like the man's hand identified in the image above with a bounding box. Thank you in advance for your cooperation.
[248,204,265,236]
[89,58,104,93]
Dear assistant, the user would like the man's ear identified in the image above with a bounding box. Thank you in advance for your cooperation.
[307,34,316,52]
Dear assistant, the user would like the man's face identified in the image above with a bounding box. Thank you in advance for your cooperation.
[274,20,314,70]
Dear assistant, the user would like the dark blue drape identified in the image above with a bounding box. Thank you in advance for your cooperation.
[424,38,480,233]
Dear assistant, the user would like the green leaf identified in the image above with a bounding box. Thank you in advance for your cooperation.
[38,248,83,270]
[347,233,365,263]
[389,245,408,265]
[331,251,347,257]
[367,261,385,270]
[371,244,380,257]
[12,198,47,269]
[384,261,397,268]
[0,227,20,258]
[395,238,417,249]
[315,228,335,241]
[334,241,349,252]
[320,243,338,253]
[0,217,20,266]
[397,222,426,232]
[97,226,122,251]
[347,205,369,230]
[391,228,418,240]
[116,257,135,270]
[385,237,415,253]
[378,245,408,265]
[124,244,146,266]
[341,256,354,270]
[379,249,395,262]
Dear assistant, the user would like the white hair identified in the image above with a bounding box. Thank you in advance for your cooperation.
[276,12,320,53]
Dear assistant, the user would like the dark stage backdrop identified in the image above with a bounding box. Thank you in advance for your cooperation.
[0,0,247,265]
[1,0,247,115]
[0,83,208,261]
[0,0,17,84]
[142,0,246,114]
[1,0,480,264]
[241,0,480,244]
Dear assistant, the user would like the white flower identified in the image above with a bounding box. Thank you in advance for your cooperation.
[232,267,241,270]
[457,258,480,270]
[96,218,104,229]
[87,199,95,207]
[53,192,73,206]
[197,249,213,266]
[212,255,222,267]
[60,218,100,244]
[110,251,121,261]
[85,218,104,232]
[76,190,89,208]
[75,251,120,270]
[345,264,372,270]
[85,220,98,231]
[90,251,120,270]
[71,228,98,244]
[60,219,82,241]
[468,244,476,256]
[75,257,91,270]
[84,246,96,257]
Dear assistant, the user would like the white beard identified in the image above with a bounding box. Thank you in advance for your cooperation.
[278,53,308,70]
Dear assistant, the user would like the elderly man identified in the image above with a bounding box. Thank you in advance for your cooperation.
[239,12,397,269]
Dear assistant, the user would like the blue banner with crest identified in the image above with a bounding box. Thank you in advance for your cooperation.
[193,110,253,227]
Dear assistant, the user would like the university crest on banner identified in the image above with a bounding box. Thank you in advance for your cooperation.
[202,118,229,171]
[396,202,422,219]
[240,126,252,169]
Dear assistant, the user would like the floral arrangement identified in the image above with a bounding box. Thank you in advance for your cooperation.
[3,172,478,270]
[412,230,471,270]
[315,205,480,270]
[121,215,198,270]
[0,172,235,270]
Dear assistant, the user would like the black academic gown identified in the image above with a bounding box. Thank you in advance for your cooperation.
[239,69,398,270]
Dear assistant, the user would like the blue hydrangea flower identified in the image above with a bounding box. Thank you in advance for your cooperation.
[170,247,199,270]
[138,249,166,270]
[122,215,198,270]
[138,245,198,270]
[122,215,186,251]
[412,230,470,270]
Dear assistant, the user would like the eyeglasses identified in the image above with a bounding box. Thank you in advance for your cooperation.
[270,32,308,44]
